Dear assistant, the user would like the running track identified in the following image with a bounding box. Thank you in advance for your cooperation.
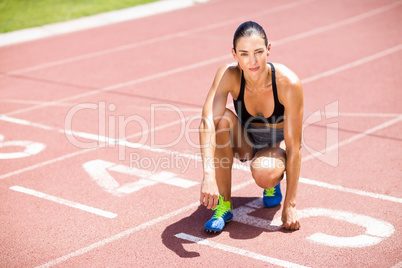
[1,0,401,267]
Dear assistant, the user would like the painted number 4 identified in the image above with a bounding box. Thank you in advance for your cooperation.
[83,159,198,197]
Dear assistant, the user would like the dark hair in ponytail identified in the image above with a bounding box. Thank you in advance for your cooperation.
[233,21,268,52]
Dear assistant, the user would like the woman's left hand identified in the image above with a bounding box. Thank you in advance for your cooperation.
[281,204,300,230]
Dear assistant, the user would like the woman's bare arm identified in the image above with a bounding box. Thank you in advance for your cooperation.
[278,65,304,230]
[199,64,234,209]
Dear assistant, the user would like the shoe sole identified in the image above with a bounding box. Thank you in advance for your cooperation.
[263,201,282,208]
[205,229,220,233]
[204,219,232,233]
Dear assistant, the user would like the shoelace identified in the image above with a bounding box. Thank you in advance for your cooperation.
[264,187,276,197]
[212,195,231,219]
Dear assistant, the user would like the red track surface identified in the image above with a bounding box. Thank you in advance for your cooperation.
[1,0,401,267]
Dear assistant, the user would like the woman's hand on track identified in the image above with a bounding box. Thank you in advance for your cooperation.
[200,178,219,210]
[281,204,301,230]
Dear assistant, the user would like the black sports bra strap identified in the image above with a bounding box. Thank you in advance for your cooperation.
[267,62,279,104]
[239,70,245,101]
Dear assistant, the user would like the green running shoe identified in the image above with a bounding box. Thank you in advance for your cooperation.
[204,195,233,233]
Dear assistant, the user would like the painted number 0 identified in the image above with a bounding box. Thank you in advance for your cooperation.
[0,134,46,159]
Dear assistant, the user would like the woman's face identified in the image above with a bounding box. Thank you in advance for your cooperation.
[232,34,270,76]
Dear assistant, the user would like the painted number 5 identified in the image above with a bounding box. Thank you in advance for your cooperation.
[233,199,395,248]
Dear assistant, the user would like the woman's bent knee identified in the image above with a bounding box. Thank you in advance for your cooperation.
[251,159,284,189]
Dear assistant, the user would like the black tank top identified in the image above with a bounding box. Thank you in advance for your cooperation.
[233,62,284,124]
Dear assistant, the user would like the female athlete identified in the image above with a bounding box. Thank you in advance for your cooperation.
[199,21,303,232]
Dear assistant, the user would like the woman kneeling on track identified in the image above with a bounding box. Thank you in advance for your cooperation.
[199,21,303,233]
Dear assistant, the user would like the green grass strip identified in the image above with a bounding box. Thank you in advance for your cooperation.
[0,0,159,33]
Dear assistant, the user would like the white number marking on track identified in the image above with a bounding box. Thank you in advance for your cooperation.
[83,159,198,196]
[233,199,395,248]
[0,134,45,159]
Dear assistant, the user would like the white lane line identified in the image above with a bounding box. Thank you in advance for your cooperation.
[225,174,402,205]
[175,232,309,268]
[274,0,402,46]
[35,201,200,268]
[4,54,230,117]
[301,115,402,163]
[214,175,402,205]
[10,186,117,218]
[302,44,402,84]
[299,178,402,204]
[324,112,402,118]
[0,99,74,107]
[0,114,56,131]
[2,0,313,75]
[391,261,402,268]
[5,1,400,117]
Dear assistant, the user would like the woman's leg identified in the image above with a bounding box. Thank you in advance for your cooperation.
[204,109,254,233]
[214,109,253,203]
